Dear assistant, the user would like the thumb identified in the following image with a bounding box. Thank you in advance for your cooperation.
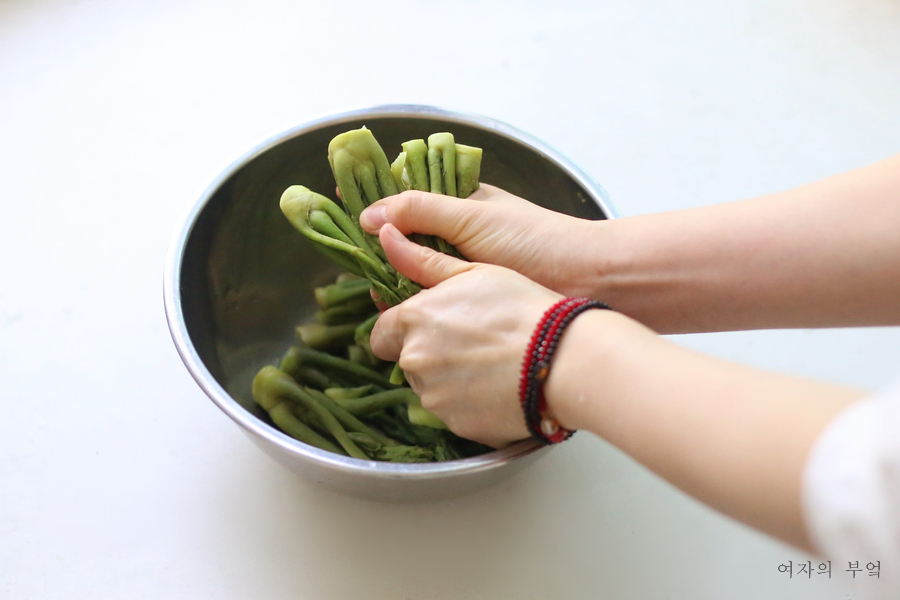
[380,223,476,288]
[360,190,472,241]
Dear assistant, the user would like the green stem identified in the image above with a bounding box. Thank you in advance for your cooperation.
[389,363,406,385]
[427,133,457,197]
[280,185,415,302]
[315,299,377,325]
[324,385,374,400]
[279,347,349,389]
[392,142,442,250]
[280,185,385,264]
[314,305,375,325]
[391,151,408,191]
[354,312,377,345]
[253,366,367,458]
[333,388,419,417]
[287,345,396,389]
[314,276,372,309]
[267,402,344,454]
[401,139,430,192]
[408,404,449,430]
[348,344,381,366]
[353,313,382,365]
[281,185,424,308]
[327,128,399,259]
[455,143,483,199]
[295,322,359,352]
[335,272,361,283]
[305,388,399,447]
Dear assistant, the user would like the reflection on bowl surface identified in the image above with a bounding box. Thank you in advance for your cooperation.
[164,105,619,501]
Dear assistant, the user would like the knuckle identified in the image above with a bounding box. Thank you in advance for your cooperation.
[368,330,389,358]
[447,213,473,243]
[397,350,427,378]
[394,190,425,221]
[397,336,428,367]
[369,309,400,357]
[400,291,432,319]
[393,301,417,329]
[370,308,393,337]
[419,246,448,272]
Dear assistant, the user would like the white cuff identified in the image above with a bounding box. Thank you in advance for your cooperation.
[802,380,900,594]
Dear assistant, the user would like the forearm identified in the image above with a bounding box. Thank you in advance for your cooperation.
[545,310,863,550]
[588,154,900,333]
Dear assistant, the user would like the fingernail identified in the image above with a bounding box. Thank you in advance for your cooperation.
[359,205,387,232]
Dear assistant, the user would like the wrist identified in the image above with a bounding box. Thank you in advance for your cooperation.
[570,216,680,333]
[561,218,623,301]
[542,308,635,433]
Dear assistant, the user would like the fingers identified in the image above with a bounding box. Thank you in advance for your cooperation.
[369,306,404,361]
[379,224,477,288]
[359,190,473,241]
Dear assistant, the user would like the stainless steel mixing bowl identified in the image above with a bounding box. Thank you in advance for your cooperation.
[164,105,621,501]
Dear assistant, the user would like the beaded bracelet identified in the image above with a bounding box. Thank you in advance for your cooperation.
[519,298,611,444]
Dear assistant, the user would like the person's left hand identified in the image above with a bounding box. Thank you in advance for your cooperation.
[370,224,563,447]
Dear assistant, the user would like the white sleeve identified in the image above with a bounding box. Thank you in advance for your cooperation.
[802,378,900,594]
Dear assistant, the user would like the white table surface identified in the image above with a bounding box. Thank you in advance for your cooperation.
[2,1,899,598]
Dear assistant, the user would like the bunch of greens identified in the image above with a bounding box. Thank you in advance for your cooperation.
[252,127,487,462]
[279,128,481,307]
[253,273,489,462]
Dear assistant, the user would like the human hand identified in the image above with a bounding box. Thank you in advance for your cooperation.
[370,223,563,447]
[359,184,605,299]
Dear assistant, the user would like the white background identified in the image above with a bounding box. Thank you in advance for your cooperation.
[1,1,899,598]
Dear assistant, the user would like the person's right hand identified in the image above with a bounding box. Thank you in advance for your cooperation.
[358,184,607,298]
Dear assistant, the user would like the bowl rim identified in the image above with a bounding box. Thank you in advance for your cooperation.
[163,104,622,479]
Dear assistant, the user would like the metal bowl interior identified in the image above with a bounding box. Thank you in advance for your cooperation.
[165,105,619,501]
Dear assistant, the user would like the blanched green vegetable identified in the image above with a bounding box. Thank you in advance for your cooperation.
[324,385,374,401]
[315,296,376,325]
[255,355,484,462]
[305,387,399,448]
[265,128,494,461]
[257,396,344,455]
[408,402,449,429]
[280,185,420,307]
[328,127,399,214]
[335,272,359,283]
[427,132,457,197]
[295,322,360,352]
[332,387,420,417]
[455,143,482,198]
[314,278,372,309]
[327,127,399,259]
[253,366,367,458]
[353,313,380,365]
[345,345,367,365]
[418,132,482,256]
[285,345,396,389]
[391,139,430,192]
[348,432,435,463]
[390,151,407,191]
[280,347,348,389]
